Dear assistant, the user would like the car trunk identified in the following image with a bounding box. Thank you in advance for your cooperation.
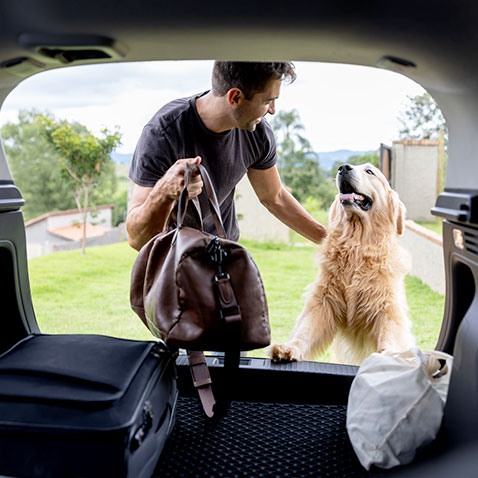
[153,356,379,478]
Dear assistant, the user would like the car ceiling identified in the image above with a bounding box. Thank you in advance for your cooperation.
[1,0,477,188]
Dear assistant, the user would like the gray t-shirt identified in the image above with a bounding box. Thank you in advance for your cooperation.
[129,92,277,240]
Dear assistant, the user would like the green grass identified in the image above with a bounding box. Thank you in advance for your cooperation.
[406,275,445,349]
[416,220,443,235]
[28,240,444,361]
[28,242,152,341]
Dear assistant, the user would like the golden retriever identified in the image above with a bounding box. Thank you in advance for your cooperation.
[269,163,415,365]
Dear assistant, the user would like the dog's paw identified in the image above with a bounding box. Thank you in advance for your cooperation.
[268,342,302,362]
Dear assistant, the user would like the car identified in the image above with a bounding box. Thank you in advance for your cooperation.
[0,1,477,477]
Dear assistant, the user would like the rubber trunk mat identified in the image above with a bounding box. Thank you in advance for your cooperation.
[154,396,370,477]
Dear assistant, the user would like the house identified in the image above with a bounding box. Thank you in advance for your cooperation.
[25,204,118,258]
[234,176,290,243]
[380,136,445,222]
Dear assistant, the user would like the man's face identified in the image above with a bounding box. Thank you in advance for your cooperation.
[234,78,282,132]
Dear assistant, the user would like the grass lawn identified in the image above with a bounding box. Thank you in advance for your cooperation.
[416,219,443,236]
[28,242,153,341]
[28,240,445,362]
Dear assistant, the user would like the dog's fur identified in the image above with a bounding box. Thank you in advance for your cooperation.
[269,163,415,365]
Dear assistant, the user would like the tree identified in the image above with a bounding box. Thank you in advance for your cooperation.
[331,151,380,174]
[271,109,335,208]
[397,92,448,190]
[398,92,447,141]
[38,116,122,254]
[1,110,123,223]
[1,110,78,220]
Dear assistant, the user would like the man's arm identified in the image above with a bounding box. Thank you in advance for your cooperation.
[126,157,203,251]
[247,165,327,244]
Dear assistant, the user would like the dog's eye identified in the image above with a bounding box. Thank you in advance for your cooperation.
[365,169,375,175]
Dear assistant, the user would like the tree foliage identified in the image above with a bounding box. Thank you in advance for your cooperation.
[1,111,78,220]
[398,93,447,141]
[397,92,448,190]
[331,151,380,174]
[1,110,124,225]
[38,116,122,254]
[271,109,335,208]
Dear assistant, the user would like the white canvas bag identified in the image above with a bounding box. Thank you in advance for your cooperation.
[346,348,453,470]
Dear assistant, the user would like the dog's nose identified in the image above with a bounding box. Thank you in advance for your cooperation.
[338,164,353,174]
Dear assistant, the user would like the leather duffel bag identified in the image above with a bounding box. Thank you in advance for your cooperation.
[130,164,270,416]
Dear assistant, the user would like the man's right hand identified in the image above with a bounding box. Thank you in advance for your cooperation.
[153,156,203,201]
[126,156,203,250]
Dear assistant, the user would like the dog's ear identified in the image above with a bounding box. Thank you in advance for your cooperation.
[396,197,406,236]
[328,196,343,228]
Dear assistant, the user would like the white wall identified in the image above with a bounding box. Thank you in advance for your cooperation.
[25,207,115,259]
[401,220,445,295]
[234,176,290,243]
[46,208,112,229]
[392,140,439,222]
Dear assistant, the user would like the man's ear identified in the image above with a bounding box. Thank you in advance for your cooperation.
[226,88,244,107]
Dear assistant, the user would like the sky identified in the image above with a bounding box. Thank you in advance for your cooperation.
[0,60,425,155]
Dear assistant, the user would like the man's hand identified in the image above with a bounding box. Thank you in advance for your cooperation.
[248,166,327,244]
[153,156,203,201]
[126,156,203,250]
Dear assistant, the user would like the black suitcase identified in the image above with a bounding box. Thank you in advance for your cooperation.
[0,333,178,478]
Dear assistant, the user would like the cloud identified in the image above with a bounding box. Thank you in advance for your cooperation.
[0,60,425,154]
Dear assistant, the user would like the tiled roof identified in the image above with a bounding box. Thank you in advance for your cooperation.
[25,204,115,227]
[48,224,112,241]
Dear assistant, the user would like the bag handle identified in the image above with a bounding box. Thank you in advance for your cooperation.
[391,348,452,380]
[166,197,203,232]
[177,164,227,238]
[176,171,201,228]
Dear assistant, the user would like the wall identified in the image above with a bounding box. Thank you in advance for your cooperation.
[392,140,440,222]
[27,225,127,258]
[234,176,290,243]
[401,220,445,295]
[25,220,52,246]
[25,207,117,259]
[52,226,127,253]
[46,208,112,229]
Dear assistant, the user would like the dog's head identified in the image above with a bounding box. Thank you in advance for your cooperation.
[329,163,405,236]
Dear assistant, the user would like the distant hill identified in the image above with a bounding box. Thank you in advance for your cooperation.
[111,152,132,165]
[318,149,376,171]
[112,149,376,172]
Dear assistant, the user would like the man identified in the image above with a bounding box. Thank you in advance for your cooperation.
[126,61,326,250]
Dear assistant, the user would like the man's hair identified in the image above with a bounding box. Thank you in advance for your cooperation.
[211,61,296,99]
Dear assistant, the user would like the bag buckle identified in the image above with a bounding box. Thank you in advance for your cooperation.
[214,272,230,281]
[189,351,213,388]
[214,273,241,323]
[206,237,228,264]
[219,305,241,323]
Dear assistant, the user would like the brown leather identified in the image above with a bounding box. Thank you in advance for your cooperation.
[130,164,270,352]
[187,350,215,418]
[130,165,270,416]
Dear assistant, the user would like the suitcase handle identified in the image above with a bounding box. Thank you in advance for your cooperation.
[130,401,154,452]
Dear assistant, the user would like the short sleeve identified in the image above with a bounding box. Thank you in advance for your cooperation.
[128,125,174,187]
[249,119,277,170]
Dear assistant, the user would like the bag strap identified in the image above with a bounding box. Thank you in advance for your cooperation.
[195,164,225,235]
[188,268,243,418]
[187,347,241,419]
[179,164,226,238]
[164,162,225,236]
[181,164,242,417]
[176,170,204,229]
[187,350,216,418]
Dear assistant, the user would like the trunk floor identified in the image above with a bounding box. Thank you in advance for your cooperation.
[154,396,373,478]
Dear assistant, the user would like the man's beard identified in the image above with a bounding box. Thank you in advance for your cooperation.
[233,108,262,132]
